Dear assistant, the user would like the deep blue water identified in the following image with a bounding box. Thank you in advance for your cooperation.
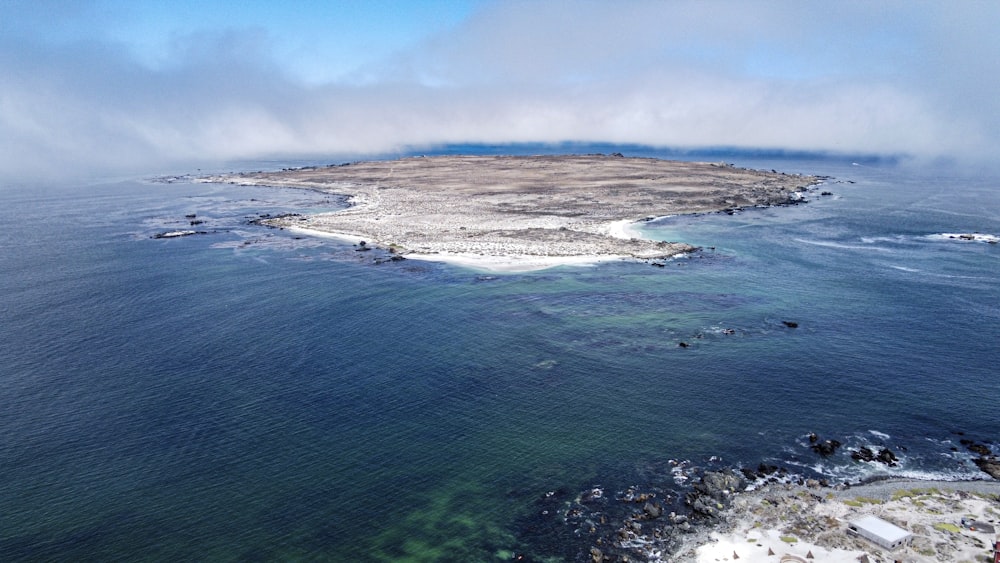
[1,148,999,561]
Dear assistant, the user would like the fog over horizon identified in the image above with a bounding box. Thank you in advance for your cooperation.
[2,0,999,181]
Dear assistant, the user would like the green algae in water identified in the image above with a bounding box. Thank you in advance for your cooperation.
[368,479,517,562]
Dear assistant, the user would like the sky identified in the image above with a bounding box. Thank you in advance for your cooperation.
[2,0,999,179]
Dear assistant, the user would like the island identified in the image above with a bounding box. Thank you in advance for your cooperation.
[205,154,821,271]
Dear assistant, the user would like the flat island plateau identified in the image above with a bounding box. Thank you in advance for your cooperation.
[205,154,821,269]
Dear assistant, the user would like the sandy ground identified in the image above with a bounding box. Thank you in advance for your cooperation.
[401,251,625,272]
[681,480,1000,563]
[206,155,820,271]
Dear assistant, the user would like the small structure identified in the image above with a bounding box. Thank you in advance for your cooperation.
[964,519,996,534]
[847,515,912,550]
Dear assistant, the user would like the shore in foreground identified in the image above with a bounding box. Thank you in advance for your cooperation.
[676,479,1000,563]
[205,154,821,271]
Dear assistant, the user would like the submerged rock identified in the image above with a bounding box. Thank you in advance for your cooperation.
[962,440,991,457]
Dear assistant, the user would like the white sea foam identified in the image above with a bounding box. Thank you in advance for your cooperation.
[784,450,987,485]
[603,219,644,240]
[868,429,891,440]
[860,235,909,245]
[794,238,893,252]
[670,459,692,484]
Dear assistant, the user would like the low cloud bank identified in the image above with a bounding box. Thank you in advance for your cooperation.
[2,1,998,181]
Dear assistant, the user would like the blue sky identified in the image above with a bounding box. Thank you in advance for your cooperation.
[2,0,484,85]
[2,0,999,179]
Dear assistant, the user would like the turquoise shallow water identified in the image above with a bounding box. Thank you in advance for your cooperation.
[1,149,998,561]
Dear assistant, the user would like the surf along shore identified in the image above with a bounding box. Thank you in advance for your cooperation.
[203,154,821,271]
[516,451,1000,563]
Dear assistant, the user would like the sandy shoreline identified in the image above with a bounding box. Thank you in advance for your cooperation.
[401,252,625,273]
[288,225,635,272]
[677,478,1000,563]
[398,216,663,272]
[209,154,821,271]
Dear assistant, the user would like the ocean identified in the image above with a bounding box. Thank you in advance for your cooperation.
[1,146,998,561]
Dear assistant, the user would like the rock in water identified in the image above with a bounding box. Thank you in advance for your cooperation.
[642,501,662,519]
[810,438,841,456]
[973,457,1000,479]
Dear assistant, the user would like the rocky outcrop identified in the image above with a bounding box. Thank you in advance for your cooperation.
[850,447,898,466]
[961,439,991,457]
[941,233,999,244]
[685,469,747,519]
[808,433,841,457]
[973,458,1000,480]
[250,212,302,228]
[962,439,1000,479]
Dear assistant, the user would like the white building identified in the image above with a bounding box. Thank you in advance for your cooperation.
[847,515,912,550]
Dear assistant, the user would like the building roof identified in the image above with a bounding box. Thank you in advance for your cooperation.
[850,515,911,542]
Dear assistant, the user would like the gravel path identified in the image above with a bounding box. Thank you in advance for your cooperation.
[832,477,1000,501]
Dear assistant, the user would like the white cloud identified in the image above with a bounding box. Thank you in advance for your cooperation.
[1,0,998,181]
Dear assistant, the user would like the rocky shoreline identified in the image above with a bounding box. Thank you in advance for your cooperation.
[200,154,822,270]
[512,466,1000,563]
[509,434,1000,562]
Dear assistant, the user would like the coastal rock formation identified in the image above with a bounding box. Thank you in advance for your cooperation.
[808,434,842,457]
[974,458,1000,479]
[851,447,899,466]
[685,469,748,519]
[943,232,999,244]
[206,155,820,264]
[962,439,1000,479]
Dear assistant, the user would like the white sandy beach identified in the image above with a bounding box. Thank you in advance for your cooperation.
[404,217,668,272]
[286,225,369,245]
[402,251,624,272]
[603,218,649,241]
[289,224,637,271]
